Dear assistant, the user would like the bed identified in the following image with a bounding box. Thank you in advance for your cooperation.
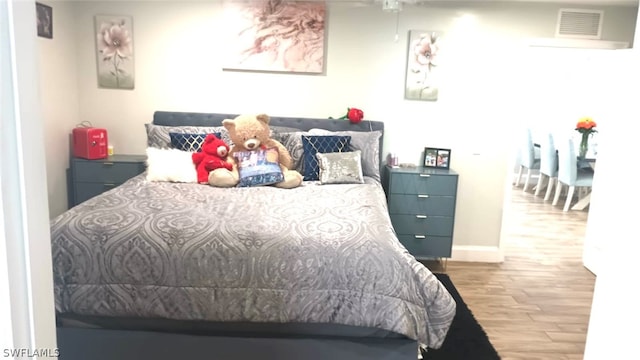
[52,111,455,360]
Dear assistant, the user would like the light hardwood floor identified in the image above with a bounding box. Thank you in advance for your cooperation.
[430,185,595,360]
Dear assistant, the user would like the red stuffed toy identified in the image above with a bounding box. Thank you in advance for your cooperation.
[192,134,233,183]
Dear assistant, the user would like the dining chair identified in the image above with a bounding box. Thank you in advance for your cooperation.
[553,137,594,211]
[534,133,558,201]
[514,128,540,192]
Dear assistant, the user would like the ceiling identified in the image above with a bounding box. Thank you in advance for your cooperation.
[486,0,638,4]
[332,0,639,5]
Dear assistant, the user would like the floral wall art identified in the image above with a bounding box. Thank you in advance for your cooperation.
[405,30,442,101]
[36,2,52,39]
[95,15,134,90]
[223,0,326,74]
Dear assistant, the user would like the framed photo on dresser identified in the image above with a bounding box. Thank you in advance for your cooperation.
[423,147,450,169]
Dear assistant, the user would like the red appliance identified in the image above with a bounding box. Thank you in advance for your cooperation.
[72,127,108,159]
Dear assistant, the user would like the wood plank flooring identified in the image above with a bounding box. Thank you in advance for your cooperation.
[428,185,595,360]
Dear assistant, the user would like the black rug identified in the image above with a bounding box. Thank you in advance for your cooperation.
[422,273,501,360]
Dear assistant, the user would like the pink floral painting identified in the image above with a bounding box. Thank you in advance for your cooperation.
[405,30,442,101]
[95,15,134,89]
[223,0,325,74]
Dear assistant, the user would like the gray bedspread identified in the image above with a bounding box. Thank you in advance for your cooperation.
[50,175,455,348]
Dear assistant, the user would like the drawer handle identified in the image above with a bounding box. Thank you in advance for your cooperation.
[418,194,429,198]
[416,215,427,219]
[103,183,116,187]
[414,235,426,239]
[103,162,114,166]
[419,174,430,178]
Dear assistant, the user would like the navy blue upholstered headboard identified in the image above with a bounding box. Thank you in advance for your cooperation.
[152,110,385,162]
[153,111,383,133]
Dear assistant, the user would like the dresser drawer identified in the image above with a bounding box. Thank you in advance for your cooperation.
[73,161,144,183]
[384,166,458,259]
[389,173,457,195]
[388,194,455,216]
[74,182,119,204]
[397,235,452,258]
[390,214,454,237]
[69,155,146,207]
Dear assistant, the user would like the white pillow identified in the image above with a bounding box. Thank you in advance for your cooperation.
[145,147,197,183]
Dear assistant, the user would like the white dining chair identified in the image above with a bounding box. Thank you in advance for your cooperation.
[534,133,558,201]
[514,128,540,192]
[553,137,594,211]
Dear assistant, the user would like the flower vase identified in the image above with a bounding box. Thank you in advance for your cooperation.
[579,132,589,160]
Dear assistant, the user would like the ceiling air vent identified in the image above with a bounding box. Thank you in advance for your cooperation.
[556,9,603,39]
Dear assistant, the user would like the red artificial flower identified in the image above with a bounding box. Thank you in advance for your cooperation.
[329,107,365,124]
[346,108,364,124]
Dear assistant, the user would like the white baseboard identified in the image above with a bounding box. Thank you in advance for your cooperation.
[451,245,504,263]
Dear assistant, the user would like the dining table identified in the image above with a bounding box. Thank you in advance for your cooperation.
[532,131,597,211]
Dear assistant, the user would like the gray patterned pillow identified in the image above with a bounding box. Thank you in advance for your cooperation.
[145,123,233,149]
[270,126,302,138]
[316,151,364,185]
[276,131,312,173]
[309,129,382,182]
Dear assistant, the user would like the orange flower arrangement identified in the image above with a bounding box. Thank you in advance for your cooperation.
[575,117,597,159]
[575,117,597,134]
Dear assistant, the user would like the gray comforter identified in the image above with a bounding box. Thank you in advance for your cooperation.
[50,174,455,348]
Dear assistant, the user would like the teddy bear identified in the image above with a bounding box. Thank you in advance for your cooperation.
[192,134,233,184]
[207,114,303,189]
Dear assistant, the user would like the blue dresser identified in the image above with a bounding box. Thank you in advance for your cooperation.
[383,166,458,259]
[70,154,146,207]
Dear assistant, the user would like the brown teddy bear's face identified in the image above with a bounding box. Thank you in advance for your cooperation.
[222,114,271,151]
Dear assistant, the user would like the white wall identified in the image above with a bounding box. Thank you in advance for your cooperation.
[583,46,640,359]
[0,0,16,350]
[41,1,637,256]
[583,7,640,357]
[38,1,81,218]
[2,0,57,355]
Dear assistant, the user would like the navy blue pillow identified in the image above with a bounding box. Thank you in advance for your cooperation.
[301,135,351,181]
[169,132,221,152]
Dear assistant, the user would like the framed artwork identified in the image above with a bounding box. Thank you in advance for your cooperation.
[222,0,326,74]
[423,147,451,169]
[405,30,443,101]
[94,15,134,89]
[36,2,52,39]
